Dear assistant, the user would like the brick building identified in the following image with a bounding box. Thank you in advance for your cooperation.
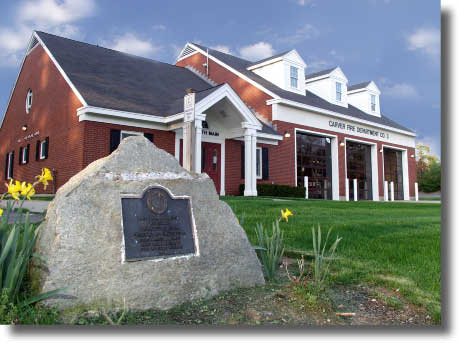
[1,31,416,200]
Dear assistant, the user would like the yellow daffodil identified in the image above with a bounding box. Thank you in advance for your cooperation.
[0,208,3,217]
[36,168,53,190]
[5,179,21,200]
[280,208,293,222]
[21,182,35,200]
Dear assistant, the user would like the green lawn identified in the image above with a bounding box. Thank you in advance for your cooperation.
[221,196,441,321]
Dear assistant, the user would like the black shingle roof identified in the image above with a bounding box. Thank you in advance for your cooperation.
[248,50,292,67]
[35,32,281,136]
[305,67,337,80]
[348,81,372,91]
[191,43,414,133]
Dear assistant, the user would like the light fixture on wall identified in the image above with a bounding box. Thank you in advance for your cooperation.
[410,154,415,158]
[284,131,291,138]
[379,148,384,153]
[340,141,345,147]
[22,124,27,131]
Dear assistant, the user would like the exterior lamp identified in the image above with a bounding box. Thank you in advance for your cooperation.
[340,141,345,147]
[284,131,291,138]
[379,148,384,153]
[410,154,415,158]
[22,124,27,131]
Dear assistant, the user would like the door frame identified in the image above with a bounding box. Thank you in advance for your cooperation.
[381,144,409,201]
[175,133,226,196]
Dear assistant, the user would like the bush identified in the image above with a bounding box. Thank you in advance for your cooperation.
[418,161,441,193]
[254,221,284,281]
[239,183,305,198]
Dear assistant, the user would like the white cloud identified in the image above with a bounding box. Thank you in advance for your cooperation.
[210,45,232,54]
[107,33,160,57]
[382,82,419,99]
[307,59,330,72]
[406,27,440,58]
[296,0,315,7]
[239,42,275,61]
[152,24,166,31]
[0,0,96,68]
[277,23,319,45]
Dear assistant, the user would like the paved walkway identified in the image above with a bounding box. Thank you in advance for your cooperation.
[0,199,51,213]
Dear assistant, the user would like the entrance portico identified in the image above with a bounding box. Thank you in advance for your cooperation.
[173,83,282,196]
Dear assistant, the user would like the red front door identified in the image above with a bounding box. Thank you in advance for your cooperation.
[179,140,221,194]
[201,142,221,194]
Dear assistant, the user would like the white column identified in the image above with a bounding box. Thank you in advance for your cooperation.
[353,179,358,201]
[384,181,389,201]
[194,119,202,173]
[371,145,379,201]
[390,181,395,201]
[415,182,419,201]
[251,134,257,196]
[182,125,188,168]
[244,132,252,196]
[345,178,349,201]
[304,176,309,199]
[331,137,339,200]
[402,150,410,200]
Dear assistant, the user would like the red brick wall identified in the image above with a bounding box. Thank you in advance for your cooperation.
[176,53,273,122]
[82,122,176,168]
[273,120,417,198]
[0,45,84,193]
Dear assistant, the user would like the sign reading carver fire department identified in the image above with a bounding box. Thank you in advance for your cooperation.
[184,93,195,123]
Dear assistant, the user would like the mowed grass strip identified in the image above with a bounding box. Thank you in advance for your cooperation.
[221,196,441,321]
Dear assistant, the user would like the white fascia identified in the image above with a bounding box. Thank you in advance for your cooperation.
[184,43,279,99]
[267,98,416,137]
[246,56,284,71]
[33,32,88,107]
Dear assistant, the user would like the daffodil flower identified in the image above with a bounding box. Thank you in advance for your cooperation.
[280,208,293,222]
[0,208,3,217]
[5,179,21,201]
[21,182,35,200]
[35,168,53,190]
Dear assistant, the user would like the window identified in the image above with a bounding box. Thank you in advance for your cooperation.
[22,145,29,164]
[120,130,143,140]
[6,152,14,179]
[26,89,33,114]
[336,82,342,102]
[40,140,47,159]
[371,94,376,112]
[290,66,298,89]
[256,147,262,179]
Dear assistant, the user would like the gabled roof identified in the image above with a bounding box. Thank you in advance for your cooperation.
[248,50,291,67]
[36,31,216,117]
[348,81,372,92]
[305,67,337,80]
[188,43,414,134]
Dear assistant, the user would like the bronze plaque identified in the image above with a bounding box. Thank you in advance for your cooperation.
[121,187,196,261]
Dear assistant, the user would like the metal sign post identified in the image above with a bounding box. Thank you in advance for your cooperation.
[184,92,195,172]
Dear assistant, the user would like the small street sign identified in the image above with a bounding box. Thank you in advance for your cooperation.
[184,93,195,123]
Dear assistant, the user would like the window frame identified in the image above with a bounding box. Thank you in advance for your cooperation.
[120,130,143,140]
[256,147,262,179]
[22,146,28,164]
[26,89,33,114]
[370,94,376,112]
[6,152,13,179]
[39,140,46,160]
[290,66,299,89]
[336,82,342,102]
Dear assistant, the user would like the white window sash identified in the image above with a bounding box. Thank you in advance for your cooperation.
[40,141,46,159]
[256,147,262,179]
[120,130,143,140]
[7,153,13,179]
[22,147,27,164]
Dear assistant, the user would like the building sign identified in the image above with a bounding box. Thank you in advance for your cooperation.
[184,93,195,123]
[24,131,40,141]
[328,121,390,140]
[202,130,219,137]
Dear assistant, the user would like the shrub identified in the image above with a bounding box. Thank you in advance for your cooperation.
[239,183,305,198]
[254,221,284,281]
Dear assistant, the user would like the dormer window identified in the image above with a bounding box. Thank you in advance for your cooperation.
[336,82,342,102]
[371,94,376,112]
[26,89,33,114]
[290,66,298,88]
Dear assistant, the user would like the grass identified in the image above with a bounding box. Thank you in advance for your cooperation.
[419,197,441,201]
[221,196,441,322]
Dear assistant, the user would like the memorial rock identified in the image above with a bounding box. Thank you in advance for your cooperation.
[33,136,264,311]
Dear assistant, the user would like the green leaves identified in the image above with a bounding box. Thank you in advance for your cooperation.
[0,199,64,306]
[254,222,284,281]
[311,225,342,287]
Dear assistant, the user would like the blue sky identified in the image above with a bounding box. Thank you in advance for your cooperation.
[0,0,441,155]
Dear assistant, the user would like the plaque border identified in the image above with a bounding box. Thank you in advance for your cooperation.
[119,184,200,263]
